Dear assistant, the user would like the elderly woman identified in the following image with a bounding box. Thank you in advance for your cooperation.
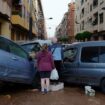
[36,44,55,94]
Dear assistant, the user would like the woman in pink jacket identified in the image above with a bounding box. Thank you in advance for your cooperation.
[36,44,54,94]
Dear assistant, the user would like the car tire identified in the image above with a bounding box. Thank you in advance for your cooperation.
[101,79,105,93]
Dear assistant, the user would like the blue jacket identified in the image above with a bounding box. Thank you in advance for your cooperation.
[49,43,63,61]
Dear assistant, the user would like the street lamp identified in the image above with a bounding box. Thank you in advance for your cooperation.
[47,17,53,20]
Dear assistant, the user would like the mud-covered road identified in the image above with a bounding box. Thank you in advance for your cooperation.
[0,84,105,105]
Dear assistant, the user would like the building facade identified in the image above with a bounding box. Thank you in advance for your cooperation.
[0,0,12,38]
[55,12,68,39]
[67,2,75,42]
[36,0,46,39]
[11,0,38,41]
[55,2,75,43]
[75,0,105,41]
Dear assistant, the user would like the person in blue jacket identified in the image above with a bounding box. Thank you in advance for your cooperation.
[49,38,63,75]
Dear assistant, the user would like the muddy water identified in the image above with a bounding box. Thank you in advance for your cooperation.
[0,85,104,105]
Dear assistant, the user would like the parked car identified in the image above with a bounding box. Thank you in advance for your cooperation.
[21,39,52,59]
[60,41,105,93]
[62,44,71,50]
[21,42,41,53]
[0,36,39,87]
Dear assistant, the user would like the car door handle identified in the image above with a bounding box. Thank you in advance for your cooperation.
[11,57,18,60]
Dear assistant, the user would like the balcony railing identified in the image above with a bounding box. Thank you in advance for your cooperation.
[12,10,22,17]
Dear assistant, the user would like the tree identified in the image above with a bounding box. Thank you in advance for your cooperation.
[75,33,83,41]
[75,31,92,41]
[58,36,69,43]
[83,31,92,40]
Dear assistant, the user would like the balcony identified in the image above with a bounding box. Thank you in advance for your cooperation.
[11,15,29,30]
[11,1,29,30]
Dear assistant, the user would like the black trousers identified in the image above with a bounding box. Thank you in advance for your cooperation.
[54,60,62,75]
[50,60,62,83]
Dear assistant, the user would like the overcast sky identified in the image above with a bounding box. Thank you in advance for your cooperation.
[41,0,72,38]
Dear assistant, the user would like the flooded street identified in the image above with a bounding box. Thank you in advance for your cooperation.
[0,85,105,105]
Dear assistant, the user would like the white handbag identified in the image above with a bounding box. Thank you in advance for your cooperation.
[50,68,59,80]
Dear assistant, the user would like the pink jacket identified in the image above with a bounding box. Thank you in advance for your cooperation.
[36,51,54,71]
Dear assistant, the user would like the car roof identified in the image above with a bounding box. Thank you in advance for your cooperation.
[21,41,40,45]
[21,39,52,46]
[65,41,105,49]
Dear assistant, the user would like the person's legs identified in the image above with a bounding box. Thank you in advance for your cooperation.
[41,78,45,92]
[45,78,50,92]
[54,60,62,74]
[54,60,62,82]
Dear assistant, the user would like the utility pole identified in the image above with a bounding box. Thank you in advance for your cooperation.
[29,0,32,40]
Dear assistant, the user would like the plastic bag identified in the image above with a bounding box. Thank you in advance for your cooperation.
[50,68,59,80]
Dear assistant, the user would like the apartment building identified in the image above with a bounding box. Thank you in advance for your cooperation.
[0,0,12,38]
[75,0,105,40]
[11,0,38,41]
[55,12,68,39]
[36,0,46,39]
[67,2,75,42]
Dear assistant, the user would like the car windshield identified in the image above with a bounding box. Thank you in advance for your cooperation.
[21,43,41,53]
[21,44,34,52]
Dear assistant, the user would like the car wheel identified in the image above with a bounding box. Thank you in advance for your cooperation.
[101,79,105,93]
[32,73,40,89]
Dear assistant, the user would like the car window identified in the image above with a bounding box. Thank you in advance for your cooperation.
[0,37,10,52]
[9,42,28,59]
[32,44,41,52]
[99,47,105,63]
[21,43,41,53]
[64,48,77,62]
[22,44,35,52]
[81,47,99,63]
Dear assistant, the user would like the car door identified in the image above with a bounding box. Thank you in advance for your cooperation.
[0,37,11,80]
[77,46,99,85]
[60,47,78,83]
[5,39,35,84]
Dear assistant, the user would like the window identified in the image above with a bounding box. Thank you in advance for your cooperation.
[100,0,104,5]
[81,47,99,63]
[8,42,28,59]
[81,8,84,17]
[64,48,77,62]
[99,47,105,63]
[82,21,84,30]
[22,43,41,53]
[90,4,92,12]
[81,0,84,5]
[32,44,41,52]
[93,0,98,8]
[92,12,98,26]
[100,13,104,24]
